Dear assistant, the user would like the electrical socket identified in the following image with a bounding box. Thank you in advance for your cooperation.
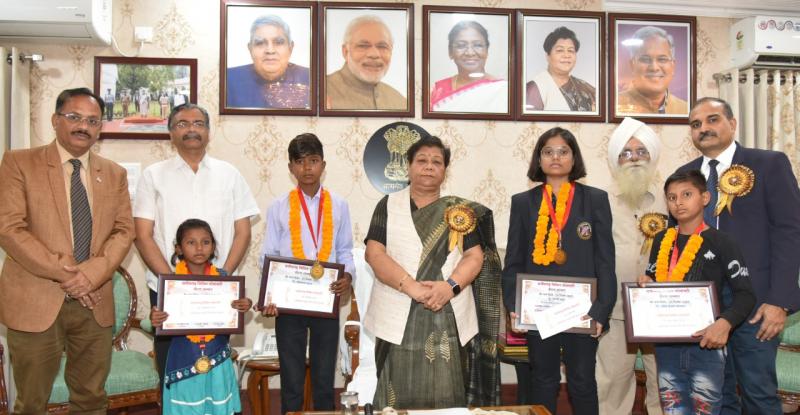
[134,26,154,43]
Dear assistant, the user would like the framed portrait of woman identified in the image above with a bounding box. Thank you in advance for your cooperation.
[517,9,605,123]
[609,13,696,123]
[422,6,514,120]
[220,0,316,116]
[319,2,414,117]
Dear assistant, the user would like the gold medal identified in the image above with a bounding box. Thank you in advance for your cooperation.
[310,261,324,279]
[554,248,567,265]
[194,355,211,374]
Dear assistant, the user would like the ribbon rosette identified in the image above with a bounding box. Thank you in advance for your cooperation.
[715,164,755,216]
[638,212,668,256]
[445,205,477,253]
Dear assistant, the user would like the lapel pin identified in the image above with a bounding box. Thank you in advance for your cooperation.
[96,176,102,183]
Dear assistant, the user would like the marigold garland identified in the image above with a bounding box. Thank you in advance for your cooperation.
[532,183,571,265]
[654,227,704,282]
[289,188,333,262]
[174,260,219,343]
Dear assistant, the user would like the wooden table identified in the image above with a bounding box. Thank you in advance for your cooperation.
[245,359,313,415]
[287,404,551,415]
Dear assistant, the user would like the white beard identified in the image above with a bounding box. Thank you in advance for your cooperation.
[614,161,656,208]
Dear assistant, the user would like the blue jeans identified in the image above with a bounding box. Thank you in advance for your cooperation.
[655,344,725,415]
[719,285,782,415]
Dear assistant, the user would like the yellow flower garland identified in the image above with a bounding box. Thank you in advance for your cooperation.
[532,183,571,265]
[174,260,219,343]
[654,227,704,282]
[289,188,333,262]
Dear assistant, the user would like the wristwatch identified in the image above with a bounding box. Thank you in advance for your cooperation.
[446,277,461,295]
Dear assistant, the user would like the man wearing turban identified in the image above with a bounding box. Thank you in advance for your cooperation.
[596,117,665,415]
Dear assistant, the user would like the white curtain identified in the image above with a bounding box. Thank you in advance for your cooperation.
[0,45,31,409]
[726,68,800,178]
[0,46,31,156]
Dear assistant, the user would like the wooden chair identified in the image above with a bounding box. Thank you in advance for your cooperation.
[47,267,160,414]
[0,340,8,415]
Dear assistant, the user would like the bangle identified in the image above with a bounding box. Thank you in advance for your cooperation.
[398,274,411,292]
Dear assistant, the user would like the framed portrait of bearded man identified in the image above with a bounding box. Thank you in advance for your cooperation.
[319,2,414,117]
[610,13,696,123]
[220,0,317,116]
[517,9,605,123]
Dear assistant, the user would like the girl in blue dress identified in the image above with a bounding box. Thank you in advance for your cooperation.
[150,219,251,415]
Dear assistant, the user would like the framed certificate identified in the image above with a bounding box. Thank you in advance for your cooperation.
[156,274,245,336]
[258,255,344,318]
[622,281,720,343]
[515,274,597,334]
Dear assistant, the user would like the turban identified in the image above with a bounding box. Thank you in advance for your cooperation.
[607,117,660,170]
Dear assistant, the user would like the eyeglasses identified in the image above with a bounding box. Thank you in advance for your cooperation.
[541,147,572,159]
[57,112,102,128]
[172,120,208,130]
[452,42,487,53]
[635,55,673,66]
[618,148,651,160]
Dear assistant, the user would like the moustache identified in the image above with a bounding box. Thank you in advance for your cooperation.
[699,131,717,141]
[182,132,202,141]
[71,129,90,137]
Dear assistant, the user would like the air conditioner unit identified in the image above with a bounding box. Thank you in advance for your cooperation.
[0,0,112,46]
[730,16,800,69]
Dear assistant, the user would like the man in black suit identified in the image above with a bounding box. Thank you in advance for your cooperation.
[677,97,800,414]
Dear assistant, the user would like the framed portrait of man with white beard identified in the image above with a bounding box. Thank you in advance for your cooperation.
[320,3,414,117]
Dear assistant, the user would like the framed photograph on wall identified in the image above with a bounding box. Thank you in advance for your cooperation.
[609,13,696,123]
[220,0,316,116]
[319,2,414,117]
[93,56,197,140]
[422,6,514,120]
[517,9,605,122]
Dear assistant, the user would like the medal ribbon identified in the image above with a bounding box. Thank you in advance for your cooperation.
[668,222,705,280]
[297,187,324,259]
[542,183,576,241]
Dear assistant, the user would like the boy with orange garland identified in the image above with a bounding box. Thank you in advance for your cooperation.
[259,133,355,414]
[639,170,755,415]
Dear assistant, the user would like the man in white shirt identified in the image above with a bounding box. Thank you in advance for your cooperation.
[133,103,260,384]
[597,117,664,415]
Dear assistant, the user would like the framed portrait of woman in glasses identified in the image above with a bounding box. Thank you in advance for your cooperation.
[609,13,696,123]
[94,56,198,140]
[517,9,605,122]
[422,5,514,120]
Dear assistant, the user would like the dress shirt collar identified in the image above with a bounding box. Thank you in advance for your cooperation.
[55,140,90,169]
[170,153,211,171]
[702,141,736,172]
[298,186,322,202]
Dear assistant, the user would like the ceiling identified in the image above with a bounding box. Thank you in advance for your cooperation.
[603,0,800,18]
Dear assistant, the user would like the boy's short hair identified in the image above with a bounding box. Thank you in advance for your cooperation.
[664,169,708,194]
[288,133,324,162]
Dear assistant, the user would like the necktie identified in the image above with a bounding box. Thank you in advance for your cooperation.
[69,159,92,263]
[704,159,719,228]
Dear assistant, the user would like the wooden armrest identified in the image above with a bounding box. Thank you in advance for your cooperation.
[344,286,361,384]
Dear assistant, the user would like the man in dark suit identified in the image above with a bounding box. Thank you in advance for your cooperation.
[677,97,800,414]
[0,87,134,413]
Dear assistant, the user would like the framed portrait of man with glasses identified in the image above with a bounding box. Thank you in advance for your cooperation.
[422,5,514,120]
[93,56,198,140]
[609,13,696,123]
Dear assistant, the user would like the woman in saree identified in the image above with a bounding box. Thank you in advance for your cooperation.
[429,21,508,113]
[525,26,596,112]
[502,127,616,415]
[364,135,502,408]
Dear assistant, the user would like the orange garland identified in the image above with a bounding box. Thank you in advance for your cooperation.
[532,183,571,265]
[289,188,333,262]
[654,228,704,282]
[175,260,219,343]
